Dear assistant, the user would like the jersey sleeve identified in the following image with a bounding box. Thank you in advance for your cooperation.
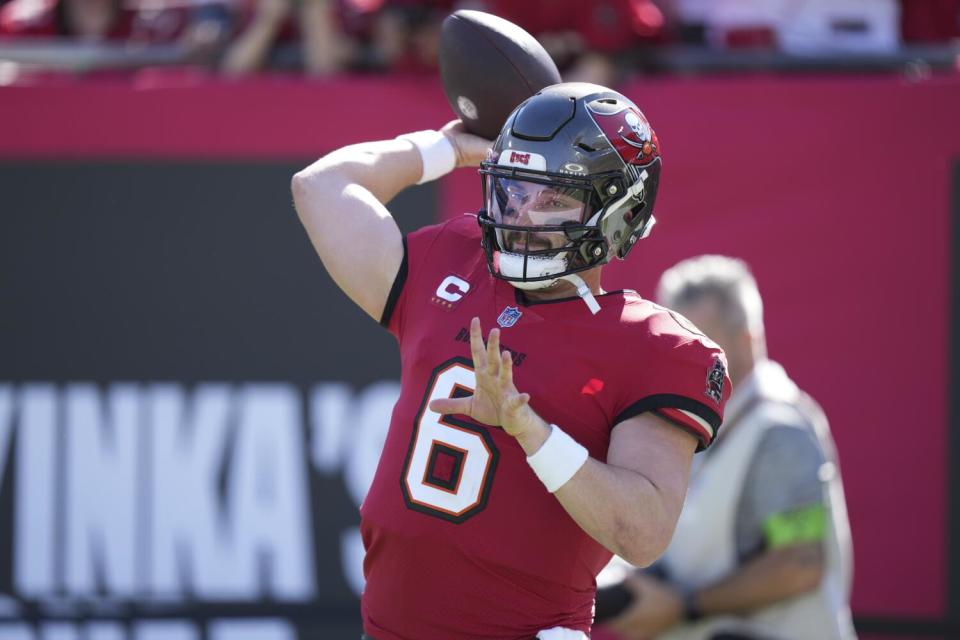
[612,308,731,450]
[379,215,478,340]
[378,236,408,336]
[733,424,829,559]
[379,223,441,340]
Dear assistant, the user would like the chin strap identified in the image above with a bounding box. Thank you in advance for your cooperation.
[560,273,601,315]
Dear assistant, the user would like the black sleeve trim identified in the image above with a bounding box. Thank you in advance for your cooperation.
[378,236,408,328]
[614,393,722,431]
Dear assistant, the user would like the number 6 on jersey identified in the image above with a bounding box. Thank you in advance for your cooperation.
[401,357,500,523]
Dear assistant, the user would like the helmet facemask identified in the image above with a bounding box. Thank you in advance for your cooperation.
[478,164,615,290]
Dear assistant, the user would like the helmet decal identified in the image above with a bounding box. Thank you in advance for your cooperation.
[587,105,660,167]
[497,149,547,170]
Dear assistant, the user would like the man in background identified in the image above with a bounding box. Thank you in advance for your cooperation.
[600,255,855,640]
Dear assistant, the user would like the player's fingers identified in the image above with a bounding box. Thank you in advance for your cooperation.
[486,328,501,375]
[498,350,513,388]
[429,396,472,416]
[440,120,493,168]
[439,119,466,134]
[505,392,530,412]
[469,317,486,369]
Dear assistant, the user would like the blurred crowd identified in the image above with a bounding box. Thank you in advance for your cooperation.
[0,0,957,78]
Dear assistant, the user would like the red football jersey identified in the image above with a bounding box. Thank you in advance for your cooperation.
[360,214,729,640]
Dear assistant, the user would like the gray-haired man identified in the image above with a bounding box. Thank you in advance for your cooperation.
[602,255,855,640]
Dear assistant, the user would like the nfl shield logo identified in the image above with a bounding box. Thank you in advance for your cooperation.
[497,306,523,328]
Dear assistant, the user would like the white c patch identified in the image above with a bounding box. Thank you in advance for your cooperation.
[435,275,470,302]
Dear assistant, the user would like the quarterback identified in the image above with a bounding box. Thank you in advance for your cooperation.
[291,83,730,640]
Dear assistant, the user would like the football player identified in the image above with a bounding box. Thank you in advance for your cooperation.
[291,83,731,640]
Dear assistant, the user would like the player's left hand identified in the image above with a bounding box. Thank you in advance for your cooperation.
[429,317,540,438]
[605,573,684,640]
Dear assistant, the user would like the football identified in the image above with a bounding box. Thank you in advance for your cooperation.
[439,10,561,140]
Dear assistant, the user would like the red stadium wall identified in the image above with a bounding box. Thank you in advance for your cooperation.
[1,72,957,625]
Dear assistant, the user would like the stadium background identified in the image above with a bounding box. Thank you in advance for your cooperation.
[0,72,958,638]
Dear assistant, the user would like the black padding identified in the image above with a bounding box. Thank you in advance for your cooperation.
[593,582,636,622]
[512,90,577,141]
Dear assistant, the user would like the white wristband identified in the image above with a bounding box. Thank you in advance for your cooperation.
[526,424,589,493]
[396,129,457,185]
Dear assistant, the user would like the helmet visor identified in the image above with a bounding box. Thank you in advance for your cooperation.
[485,175,594,255]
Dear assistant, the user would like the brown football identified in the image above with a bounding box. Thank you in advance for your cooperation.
[439,10,561,140]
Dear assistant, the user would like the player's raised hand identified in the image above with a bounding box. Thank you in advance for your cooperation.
[440,120,492,168]
[429,317,538,437]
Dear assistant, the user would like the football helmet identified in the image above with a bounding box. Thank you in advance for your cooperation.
[478,82,661,291]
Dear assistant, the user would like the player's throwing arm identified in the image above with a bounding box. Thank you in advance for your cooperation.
[290,121,489,321]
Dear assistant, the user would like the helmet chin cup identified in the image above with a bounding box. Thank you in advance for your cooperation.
[495,251,564,290]
[510,279,557,291]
